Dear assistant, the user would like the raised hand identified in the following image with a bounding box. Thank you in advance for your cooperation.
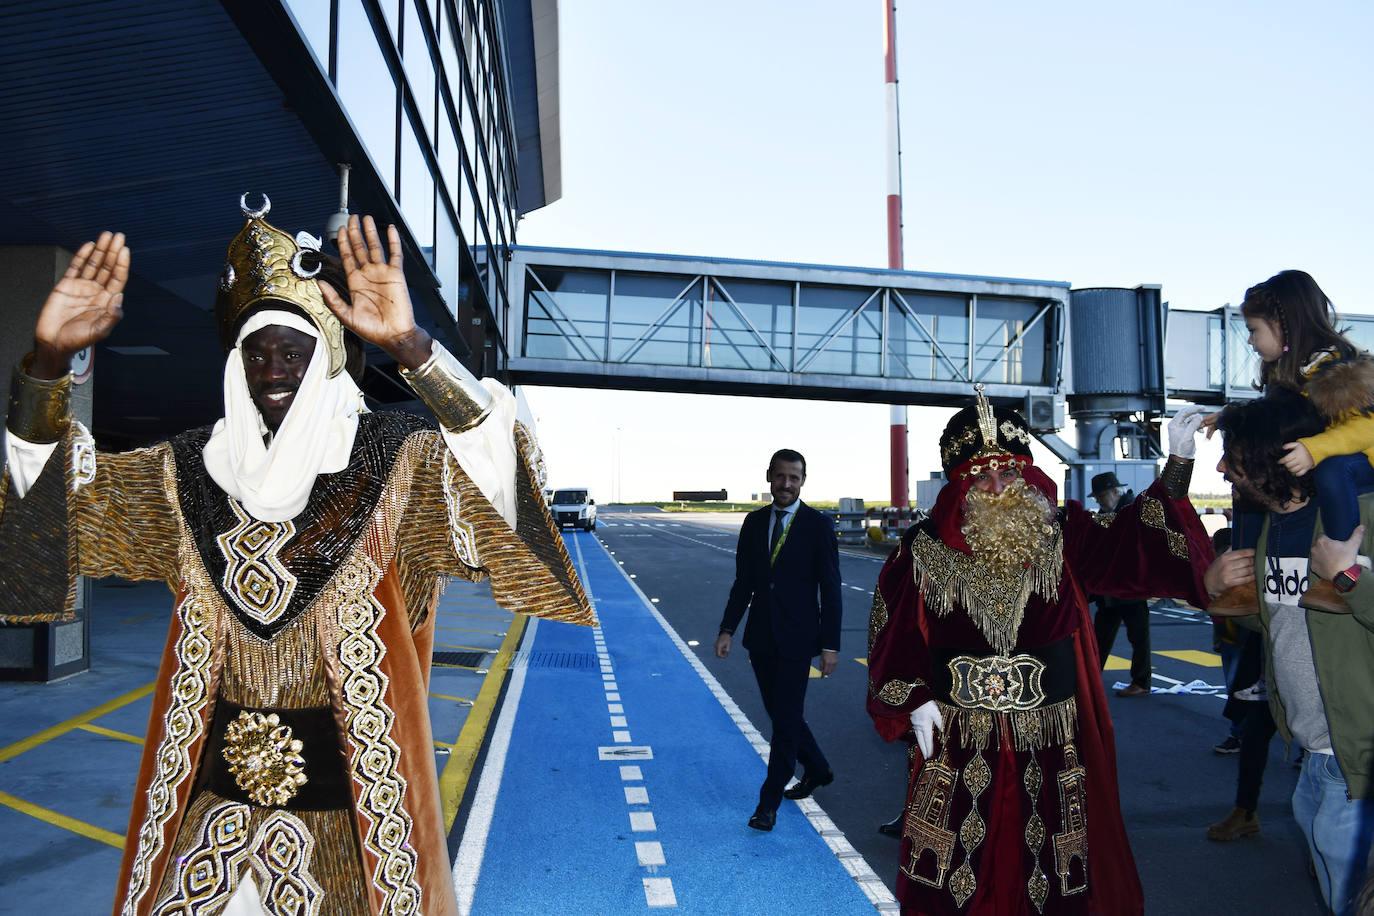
[32,232,129,379]
[321,215,433,370]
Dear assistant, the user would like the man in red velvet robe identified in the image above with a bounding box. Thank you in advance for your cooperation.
[866,391,1214,915]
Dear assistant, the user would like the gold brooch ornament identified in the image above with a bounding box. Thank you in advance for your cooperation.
[947,653,1048,712]
[215,193,348,378]
[222,710,308,807]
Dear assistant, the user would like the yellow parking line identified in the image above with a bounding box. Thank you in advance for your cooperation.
[429,693,475,705]
[854,658,868,667]
[438,614,527,831]
[0,683,154,764]
[0,790,124,849]
[434,662,486,671]
[1103,655,1131,671]
[1155,649,1222,668]
[76,723,143,746]
[434,642,494,652]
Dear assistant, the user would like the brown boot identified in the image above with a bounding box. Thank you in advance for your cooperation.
[1299,579,1351,614]
[1207,581,1258,616]
[1206,806,1260,841]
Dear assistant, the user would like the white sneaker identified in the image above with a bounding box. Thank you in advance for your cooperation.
[1233,680,1268,702]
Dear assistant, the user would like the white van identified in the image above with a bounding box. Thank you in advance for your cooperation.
[550,488,597,531]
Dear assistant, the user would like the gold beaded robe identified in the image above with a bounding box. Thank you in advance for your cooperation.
[0,411,595,916]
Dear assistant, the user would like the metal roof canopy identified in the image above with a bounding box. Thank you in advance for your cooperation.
[507,246,1071,407]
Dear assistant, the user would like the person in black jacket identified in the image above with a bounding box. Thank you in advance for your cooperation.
[1090,472,1155,697]
[714,448,842,831]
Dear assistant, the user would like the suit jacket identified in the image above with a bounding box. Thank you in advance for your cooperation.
[719,501,842,659]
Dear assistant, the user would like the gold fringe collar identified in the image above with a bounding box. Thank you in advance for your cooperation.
[909,528,1064,656]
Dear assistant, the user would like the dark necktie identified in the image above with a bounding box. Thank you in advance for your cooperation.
[770,509,786,552]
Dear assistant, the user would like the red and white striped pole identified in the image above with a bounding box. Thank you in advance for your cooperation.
[884,0,909,507]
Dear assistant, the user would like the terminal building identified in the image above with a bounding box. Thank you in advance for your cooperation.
[0,0,560,678]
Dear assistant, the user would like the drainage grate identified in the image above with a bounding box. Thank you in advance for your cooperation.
[510,651,601,671]
[433,650,489,667]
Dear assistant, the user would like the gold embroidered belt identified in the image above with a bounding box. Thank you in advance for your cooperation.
[932,637,1076,712]
[205,697,351,811]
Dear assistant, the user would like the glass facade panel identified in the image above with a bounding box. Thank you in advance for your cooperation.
[399,114,435,261]
[525,267,609,360]
[438,108,460,202]
[705,278,791,371]
[377,0,401,43]
[402,0,435,138]
[973,297,1047,385]
[796,285,880,376]
[611,273,703,367]
[434,208,459,316]
[337,0,398,193]
[888,290,967,381]
[283,0,331,73]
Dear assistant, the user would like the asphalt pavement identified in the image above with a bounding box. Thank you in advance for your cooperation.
[594,504,1327,915]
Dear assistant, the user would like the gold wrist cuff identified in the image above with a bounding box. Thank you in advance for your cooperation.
[1161,455,1193,500]
[399,343,494,433]
[8,356,72,444]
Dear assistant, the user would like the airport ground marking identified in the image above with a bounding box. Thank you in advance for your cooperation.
[0,682,154,764]
[438,610,526,832]
[0,789,124,849]
[76,723,143,746]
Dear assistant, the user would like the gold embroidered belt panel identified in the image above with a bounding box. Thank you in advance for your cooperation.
[205,697,351,811]
[932,637,1076,712]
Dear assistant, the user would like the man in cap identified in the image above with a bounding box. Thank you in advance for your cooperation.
[0,200,594,915]
[866,390,1214,915]
[1087,471,1154,698]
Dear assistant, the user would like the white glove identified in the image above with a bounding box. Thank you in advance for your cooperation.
[1167,405,1208,459]
[909,700,943,759]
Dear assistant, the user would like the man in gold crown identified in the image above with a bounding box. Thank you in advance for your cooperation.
[0,197,595,916]
[865,393,1217,915]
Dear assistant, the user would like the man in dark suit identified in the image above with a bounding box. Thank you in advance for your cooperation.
[714,448,843,831]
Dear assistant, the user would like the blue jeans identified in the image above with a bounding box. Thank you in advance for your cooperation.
[1291,751,1374,916]
[1313,452,1374,542]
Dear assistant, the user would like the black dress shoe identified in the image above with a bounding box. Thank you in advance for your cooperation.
[783,770,835,800]
[878,812,903,838]
[748,806,777,831]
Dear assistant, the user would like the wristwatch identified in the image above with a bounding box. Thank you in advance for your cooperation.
[1333,564,1363,593]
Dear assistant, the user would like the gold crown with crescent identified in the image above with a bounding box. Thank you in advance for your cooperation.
[214,193,347,378]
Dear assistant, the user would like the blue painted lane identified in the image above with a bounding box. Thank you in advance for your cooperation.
[465,530,886,913]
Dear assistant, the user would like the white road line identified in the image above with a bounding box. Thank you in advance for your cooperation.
[620,765,643,780]
[625,786,650,805]
[635,841,666,867]
[452,618,540,915]
[643,877,677,907]
[611,716,629,727]
[629,811,657,832]
[613,730,632,743]
[609,704,624,713]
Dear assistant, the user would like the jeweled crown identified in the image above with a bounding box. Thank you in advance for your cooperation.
[214,193,347,378]
[938,385,1035,479]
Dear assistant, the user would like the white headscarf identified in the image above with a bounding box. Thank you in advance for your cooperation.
[202,310,364,521]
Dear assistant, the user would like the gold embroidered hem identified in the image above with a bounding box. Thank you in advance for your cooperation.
[935,697,1078,752]
[151,789,367,916]
[909,528,1064,655]
[867,588,889,657]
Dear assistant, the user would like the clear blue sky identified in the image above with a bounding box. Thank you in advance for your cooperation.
[516,0,1374,503]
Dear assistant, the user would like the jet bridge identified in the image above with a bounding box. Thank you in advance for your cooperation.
[505,246,1374,500]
